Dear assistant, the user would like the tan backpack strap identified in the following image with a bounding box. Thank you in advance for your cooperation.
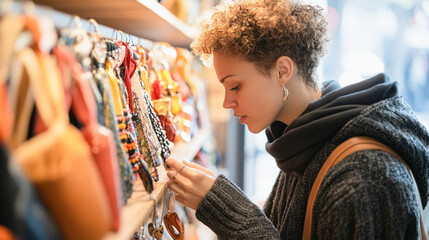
[303,136,426,240]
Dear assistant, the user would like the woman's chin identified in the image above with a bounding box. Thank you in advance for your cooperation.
[246,124,265,134]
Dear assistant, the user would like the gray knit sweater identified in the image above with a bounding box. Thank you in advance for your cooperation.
[195,74,429,239]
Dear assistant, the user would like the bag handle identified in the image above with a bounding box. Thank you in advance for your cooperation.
[0,15,57,147]
[13,48,75,181]
[8,53,36,148]
[303,136,427,240]
[1,16,29,147]
[53,46,98,128]
[17,49,61,127]
[0,15,42,82]
[0,15,25,83]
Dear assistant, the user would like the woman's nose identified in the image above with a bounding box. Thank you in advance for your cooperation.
[223,92,237,109]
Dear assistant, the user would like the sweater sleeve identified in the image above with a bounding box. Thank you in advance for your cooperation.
[313,150,421,240]
[195,175,280,240]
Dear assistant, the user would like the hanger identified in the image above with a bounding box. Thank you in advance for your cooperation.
[114,30,126,67]
[88,18,99,35]
[87,18,107,67]
[59,15,93,57]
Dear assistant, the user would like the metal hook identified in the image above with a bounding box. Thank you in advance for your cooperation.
[121,31,127,42]
[74,15,82,29]
[88,18,99,34]
[130,35,135,46]
[126,33,131,44]
[117,30,122,42]
[67,15,82,29]
[23,1,35,15]
[150,194,156,203]
[111,28,118,40]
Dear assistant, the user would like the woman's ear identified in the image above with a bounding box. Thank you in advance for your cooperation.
[275,56,294,85]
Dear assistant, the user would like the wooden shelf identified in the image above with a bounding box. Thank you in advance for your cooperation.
[32,0,196,48]
[103,127,210,239]
[103,172,168,240]
[169,127,211,161]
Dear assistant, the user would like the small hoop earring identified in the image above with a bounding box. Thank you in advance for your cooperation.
[282,85,289,102]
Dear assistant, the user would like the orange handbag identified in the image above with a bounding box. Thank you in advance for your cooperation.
[53,45,123,231]
[303,136,427,240]
[5,15,111,240]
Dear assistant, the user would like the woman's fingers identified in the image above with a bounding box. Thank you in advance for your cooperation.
[174,194,185,205]
[183,160,215,177]
[167,170,194,192]
[167,167,214,198]
[167,181,185,196]
[166,158,214,180]
[166,157,217,208]
[167,181,201,210]
[166,158,184,171]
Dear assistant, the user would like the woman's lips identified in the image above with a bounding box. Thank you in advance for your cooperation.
[238,116,247,124]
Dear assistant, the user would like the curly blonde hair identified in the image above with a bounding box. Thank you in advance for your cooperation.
[191,0,329,88]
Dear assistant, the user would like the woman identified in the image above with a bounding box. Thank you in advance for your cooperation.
[166,0,429,239]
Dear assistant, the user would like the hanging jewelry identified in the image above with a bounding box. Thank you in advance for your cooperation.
[133,89,163,182]
[132,90,161,184]
[282,84,289,102]
[142,90,171,163]
[162,189,184,240]
[148,194,164,240]
[137,159,153,193]
[139,225,146,240]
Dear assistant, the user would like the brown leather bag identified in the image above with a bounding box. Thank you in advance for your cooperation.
[303,136,427,240]
[53,45,123,231]
[3,15,111,240]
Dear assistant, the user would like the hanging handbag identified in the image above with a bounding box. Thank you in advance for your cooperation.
[0,21,61,237]
[14,46,112,240]
[303,136,427,240]
[53,45,123,231]
[4,15,112,239]
[0,144,62,240]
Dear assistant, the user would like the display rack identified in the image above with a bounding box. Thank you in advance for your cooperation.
[103,126,211,239]
[7,1,210,238]
[32,0,196,48]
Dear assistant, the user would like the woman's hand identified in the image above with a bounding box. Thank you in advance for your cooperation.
[166,158,216,210]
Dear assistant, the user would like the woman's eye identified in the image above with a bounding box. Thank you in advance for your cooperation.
[230,85,240,91]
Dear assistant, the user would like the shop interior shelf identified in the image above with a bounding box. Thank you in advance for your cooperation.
[32,0,196,48]
[103,126,210,239]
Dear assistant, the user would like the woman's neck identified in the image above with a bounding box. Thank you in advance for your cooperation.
[277,77,322,125]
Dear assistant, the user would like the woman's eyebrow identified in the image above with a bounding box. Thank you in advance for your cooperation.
[220,74,235,83]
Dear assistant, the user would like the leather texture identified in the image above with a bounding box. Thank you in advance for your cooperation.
[3,15,111,240]
[53,45,123,231]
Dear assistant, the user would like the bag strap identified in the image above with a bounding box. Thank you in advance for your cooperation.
[53,46,98,128]
[303,136,427,240]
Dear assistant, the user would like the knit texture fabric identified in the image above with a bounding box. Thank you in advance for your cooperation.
[195,74,429,239]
